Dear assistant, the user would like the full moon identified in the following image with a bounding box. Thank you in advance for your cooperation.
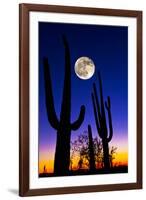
[74,57,95,80]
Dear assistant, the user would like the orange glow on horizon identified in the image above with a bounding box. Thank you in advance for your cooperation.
[39,132,128,174]
[39,150,128,174]
[39,159,54,174]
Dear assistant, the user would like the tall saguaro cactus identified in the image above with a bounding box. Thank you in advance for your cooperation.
[88,125,96,171]
[43,36,85,176]
[91,71,113,170]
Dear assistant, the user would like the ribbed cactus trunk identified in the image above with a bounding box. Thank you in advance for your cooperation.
[102,139,110,169]
[88,125,96,171]
[43,36,85,176]
[54,129,71,175]
[91,71,113,171]
[54,35,71,175]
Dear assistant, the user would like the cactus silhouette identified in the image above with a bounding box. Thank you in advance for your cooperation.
[91,71,113,170]
[88,125,96,171]
[43,165,47,174]
[43,36,85,175]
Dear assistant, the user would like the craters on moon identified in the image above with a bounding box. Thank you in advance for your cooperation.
[74,57,95,80]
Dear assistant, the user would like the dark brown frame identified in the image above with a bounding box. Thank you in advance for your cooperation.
[19,3,143,197]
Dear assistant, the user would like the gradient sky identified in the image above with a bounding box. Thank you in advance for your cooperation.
[39,22,128,173]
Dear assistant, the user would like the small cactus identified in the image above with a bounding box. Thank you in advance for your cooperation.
[88,125,96,171]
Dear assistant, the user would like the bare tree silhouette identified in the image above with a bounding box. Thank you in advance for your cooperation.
[109,146,117,168]
[70,131,103,171]
[70,133,89,171]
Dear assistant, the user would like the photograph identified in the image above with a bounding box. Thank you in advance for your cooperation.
[38,22,128,177]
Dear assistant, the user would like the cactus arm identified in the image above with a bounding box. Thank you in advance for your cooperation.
[43,57,59,129]
[93,83,101,120]
[91,93,103,138]
[98,71,106,122]
[71,105,85,130]
[105,96,113,142]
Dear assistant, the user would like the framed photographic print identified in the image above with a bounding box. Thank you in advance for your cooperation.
[19,3,142,196]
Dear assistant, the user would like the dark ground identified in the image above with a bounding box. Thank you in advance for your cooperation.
[39,166,128,178]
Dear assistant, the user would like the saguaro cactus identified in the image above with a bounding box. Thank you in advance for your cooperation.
[91,71,113,170]
[88,125,96,171]
[43,36,85,175]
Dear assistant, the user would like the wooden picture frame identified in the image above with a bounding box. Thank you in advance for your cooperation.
[19,3,142,197]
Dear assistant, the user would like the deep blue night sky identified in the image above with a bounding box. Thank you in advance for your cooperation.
[39,22,128,158]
